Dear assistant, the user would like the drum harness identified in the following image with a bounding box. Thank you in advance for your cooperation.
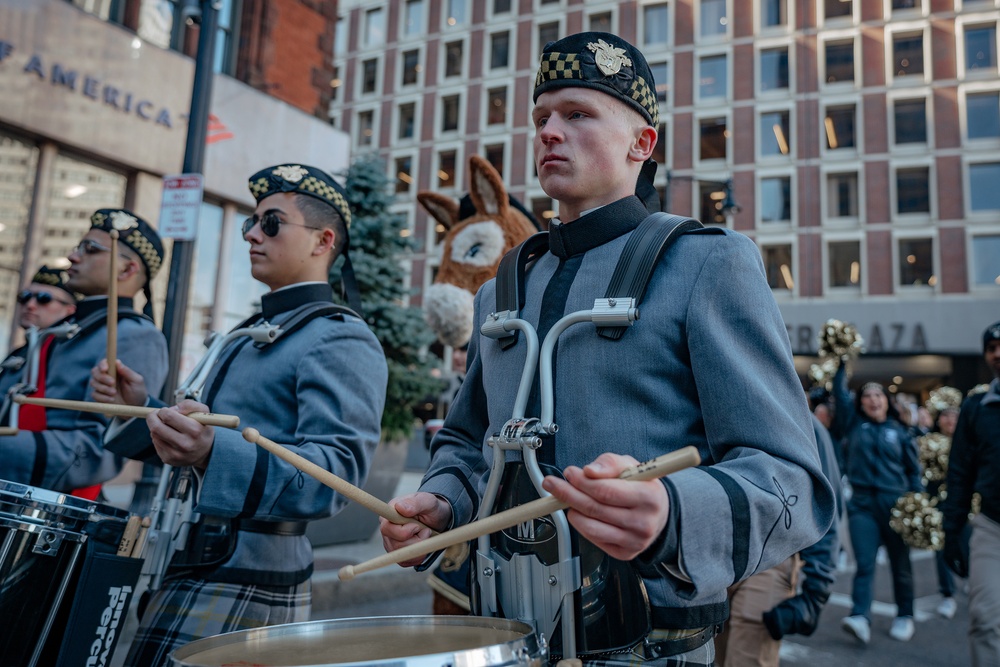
[475,213,721,661]
[141,302,359,591]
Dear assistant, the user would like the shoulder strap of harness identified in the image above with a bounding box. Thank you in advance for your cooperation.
[74,307,150,338]
[494,232,551,350]
[253,302,362,349]
[597,212,706,340]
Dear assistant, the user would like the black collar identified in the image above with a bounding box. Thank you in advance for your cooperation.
[261,283,334,319]
[74,296,134,321]
[548,196,649,259]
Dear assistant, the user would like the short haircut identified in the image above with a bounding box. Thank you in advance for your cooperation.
[293,193,348,266]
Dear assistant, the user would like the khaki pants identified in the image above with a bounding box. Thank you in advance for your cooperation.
[969,513,1000,667]
[715,555,801,667]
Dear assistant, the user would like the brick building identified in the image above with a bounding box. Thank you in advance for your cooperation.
[332,0,1000,393]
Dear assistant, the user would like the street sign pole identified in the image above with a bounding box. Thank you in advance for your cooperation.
[160,0,219,400]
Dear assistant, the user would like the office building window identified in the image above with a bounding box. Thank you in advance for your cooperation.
[335,15,348,55]
[824,104,856,150]
[700,182,730,225]
[893,33,924,78]
[699,54,728,99]
[654,122,669,165]
[590,12,612,32]
[438,150,457,187]
[762,245,794,290]
[357,110,375,147]
[896,167,930,214]
[361,59,378,94]
[490,32,510,70]
[700,117,728,160]
[538,22,560,57]
[972,235,1000,286]
[398,103,416,140]
[827,172,859,218]
[970,162,1000,211]
[402,50,420,86]
[760,110,792,156]
[365,7,385,47]
[650,62,670,102]
[761,0,787,28]
[485,144,505,176]
[701,0,727,38]
[531,197,555,227]
[966,24,998,72]
[894,98,927,144]
[898,238,935,286]
[829,241,861,287]
[404,0,424,36]
[644,3,670,46]
[825,40,855,83]
[892,0,920,9]
[441,95,460,132]
[446,0,467,26]
[395,156,413,194]
[494,0,511,13]
[967,91,1000,138]
[487,88,507,126]
[330,66,340,101]
[761,176,792,222]
[825,0,852,19]
[445,41,463,78]
[760,47,789,92]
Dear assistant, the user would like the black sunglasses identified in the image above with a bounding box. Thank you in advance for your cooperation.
[242,212,322,240]
[17,290,72,306]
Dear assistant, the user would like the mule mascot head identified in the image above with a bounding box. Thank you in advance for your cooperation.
[419,155,539,349]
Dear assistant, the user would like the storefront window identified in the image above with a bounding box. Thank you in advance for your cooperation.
[180,202,223,377]
[0,133,39,351]
[224,211,268,333]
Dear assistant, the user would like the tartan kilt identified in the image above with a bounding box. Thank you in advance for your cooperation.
[123,577,311,667]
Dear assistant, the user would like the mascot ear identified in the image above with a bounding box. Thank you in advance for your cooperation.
[468,155,510,219]
[418,191,460,231]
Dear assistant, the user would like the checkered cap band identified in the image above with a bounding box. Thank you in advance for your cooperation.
[535,53,582,86]
[629,76,659,125]
[125,229,162,278]
[247,165,351,229]
[89,209,164,281]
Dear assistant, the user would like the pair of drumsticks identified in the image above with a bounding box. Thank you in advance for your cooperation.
[116,514,152,559]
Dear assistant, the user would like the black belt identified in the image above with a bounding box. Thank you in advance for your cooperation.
[236,519,308,536]
[642,624,719,659]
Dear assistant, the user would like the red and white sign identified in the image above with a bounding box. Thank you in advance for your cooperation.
[159,174,203,240]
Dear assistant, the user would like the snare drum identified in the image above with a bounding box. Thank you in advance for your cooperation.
[0,480,130,667]
[170,615,544,667]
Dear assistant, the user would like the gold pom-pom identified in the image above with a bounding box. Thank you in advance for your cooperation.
[818,318,865,361]
[925,386,962,419]
[968,384,990,397]
[918,432,951,485]
[808,357,840,390]
[890,492,944,551]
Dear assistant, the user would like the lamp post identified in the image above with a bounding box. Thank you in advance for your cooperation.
[663,170,740,223]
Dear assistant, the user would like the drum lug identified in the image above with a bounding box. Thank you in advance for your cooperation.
[32,529,65,556]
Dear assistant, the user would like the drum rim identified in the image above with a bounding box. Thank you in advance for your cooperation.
[0,479,130,523]
[170,615,540,667]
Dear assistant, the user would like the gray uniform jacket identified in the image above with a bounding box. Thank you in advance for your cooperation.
[0,297,168,492]
[423,196,836,628]
[108,282,388,586]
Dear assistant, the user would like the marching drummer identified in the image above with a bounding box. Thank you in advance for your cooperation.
[0,212,168,495]
[90,164,388,667]
[380,32,835,666]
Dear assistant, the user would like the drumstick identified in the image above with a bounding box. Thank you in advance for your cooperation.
[117,514,141,556]
[130,516,151,558]
[107,229,119,384]
[0,427,18,436]
[242,428,433,531]
[338,446,702,581]
[13,395,240,428]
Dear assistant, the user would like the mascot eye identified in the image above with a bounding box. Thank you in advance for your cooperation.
[466,244,481,259]
[449,222,505,268]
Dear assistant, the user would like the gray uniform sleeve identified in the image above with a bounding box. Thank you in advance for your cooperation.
[0,319,167,492]
[196,322,388,520]
[642,233,836,597]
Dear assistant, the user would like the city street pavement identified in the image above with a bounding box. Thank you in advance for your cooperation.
[309,435,972,665]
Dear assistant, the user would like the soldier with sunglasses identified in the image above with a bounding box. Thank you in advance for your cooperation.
[90,164,387,667]
[0,211,168,497]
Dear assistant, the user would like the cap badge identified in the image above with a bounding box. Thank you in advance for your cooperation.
[273,165,309,183]
[587,39,632,77]
[109,210,138,231]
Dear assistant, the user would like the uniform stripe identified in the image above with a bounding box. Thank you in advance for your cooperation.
[702,466,751,583]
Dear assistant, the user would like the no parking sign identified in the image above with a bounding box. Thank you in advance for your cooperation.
[159,174,203,240]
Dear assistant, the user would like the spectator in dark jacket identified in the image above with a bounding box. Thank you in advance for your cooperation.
[833,363,922,645]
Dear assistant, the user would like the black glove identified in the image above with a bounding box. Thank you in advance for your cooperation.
[762,583,830,640]
[943,532,969,578]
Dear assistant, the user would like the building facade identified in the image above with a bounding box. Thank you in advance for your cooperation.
[333,0,1000,393]
[0,0,348,376]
